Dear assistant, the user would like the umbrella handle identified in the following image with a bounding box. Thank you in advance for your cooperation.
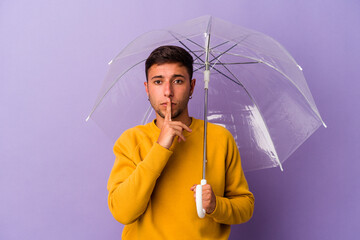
[196,179,207,218]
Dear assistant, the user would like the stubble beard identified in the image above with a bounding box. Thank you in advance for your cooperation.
[149,95,190,120]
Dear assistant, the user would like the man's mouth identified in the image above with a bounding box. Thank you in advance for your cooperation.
[161,102,176,106]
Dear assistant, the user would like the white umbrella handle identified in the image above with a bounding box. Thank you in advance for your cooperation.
[196,179,207,218]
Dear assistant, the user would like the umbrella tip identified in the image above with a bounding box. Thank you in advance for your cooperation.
[297,65,303,71]
[322,122,327,128]
[108,59,113,65]
[279,164,284,172]
[85,116,90,122]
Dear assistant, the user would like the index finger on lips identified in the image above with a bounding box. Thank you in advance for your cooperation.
[165,98,171,122]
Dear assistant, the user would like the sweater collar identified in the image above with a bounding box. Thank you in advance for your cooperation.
[149,117,202,137]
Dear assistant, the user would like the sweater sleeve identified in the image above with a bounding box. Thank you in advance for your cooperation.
[207,132,255,225]
[107,131,173,224]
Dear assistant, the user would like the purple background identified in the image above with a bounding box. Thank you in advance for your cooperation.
[1,1,359,239]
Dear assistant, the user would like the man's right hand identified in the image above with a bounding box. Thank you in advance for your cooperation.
[157,98,192,149]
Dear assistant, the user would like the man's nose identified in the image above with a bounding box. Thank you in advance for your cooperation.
[164,81,173,97]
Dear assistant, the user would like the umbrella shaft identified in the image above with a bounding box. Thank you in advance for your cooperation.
[203,88,208,179]
[203,30,211,179]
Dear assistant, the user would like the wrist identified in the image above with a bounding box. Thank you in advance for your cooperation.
[206,195,217,214]
[206,207,215,214]
[156,139,171,149]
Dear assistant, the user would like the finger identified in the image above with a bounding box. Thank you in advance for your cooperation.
[165,98,171,122]
[169,121,192,133]
[175,131,186,142]
[202,184,211,191]
[174,121,192,132]
[174,133,185,143]
[202,192,211,201]
[179,122,192,133]
[169,125,186,142]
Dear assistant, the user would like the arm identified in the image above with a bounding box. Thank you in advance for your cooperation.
[107,132,172,224]
[207,133,255,225]
[107,100,191,224]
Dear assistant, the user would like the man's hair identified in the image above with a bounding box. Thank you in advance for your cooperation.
[145,45,194,81]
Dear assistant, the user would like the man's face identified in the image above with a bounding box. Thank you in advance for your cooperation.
[144,63,195,120]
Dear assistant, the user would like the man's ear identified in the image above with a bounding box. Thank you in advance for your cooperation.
[144,81,149,97]
[190,79,196,95]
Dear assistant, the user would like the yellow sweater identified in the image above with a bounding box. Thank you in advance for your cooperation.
[107,118,254,240]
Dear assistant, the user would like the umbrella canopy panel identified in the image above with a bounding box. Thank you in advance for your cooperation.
[88,15,325,171]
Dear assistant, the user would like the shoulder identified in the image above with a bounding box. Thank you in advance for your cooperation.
[207,122,234,139]
[121,123,152,138]
[114,122,155,150]
[207,122,238,152]
[192,118,235,145]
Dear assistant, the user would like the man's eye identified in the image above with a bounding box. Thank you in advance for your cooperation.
[174,79,183,84]
[154,80,162,85]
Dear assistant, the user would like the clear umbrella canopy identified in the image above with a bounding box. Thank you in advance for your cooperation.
[87,15,326,172]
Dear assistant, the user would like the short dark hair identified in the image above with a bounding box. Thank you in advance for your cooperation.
[145,45,194,81]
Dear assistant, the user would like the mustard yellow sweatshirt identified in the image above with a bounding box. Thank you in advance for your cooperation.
[107,118,254,240]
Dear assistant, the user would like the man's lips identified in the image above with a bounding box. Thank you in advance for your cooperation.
[160,102,176,106]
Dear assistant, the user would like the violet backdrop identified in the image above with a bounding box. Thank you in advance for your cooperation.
[1,0,359,239]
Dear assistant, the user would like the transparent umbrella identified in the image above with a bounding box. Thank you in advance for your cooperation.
[86,15,326,216]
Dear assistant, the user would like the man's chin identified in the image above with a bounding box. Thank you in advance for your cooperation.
[156,110,181,120]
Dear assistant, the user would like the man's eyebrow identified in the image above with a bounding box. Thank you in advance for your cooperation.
[151,75,164,80]
[151,74,186,80]
[172,74,186,78]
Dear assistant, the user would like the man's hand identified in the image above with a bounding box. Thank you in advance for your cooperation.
[157,98,192,149]
[190,184,216,214]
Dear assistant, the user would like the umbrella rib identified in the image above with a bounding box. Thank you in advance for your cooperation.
[193,64,207,73]
[179,34,205,51]
[86,59,146,121]
[214,62,260,65]
[194,61,259,66]
[141,105,154,125]
[209,51,243,85]
[169,33,229,54]
[209,43,238,64]
[211,66,243,86]
[194,52,206,65]
[208,34,251,65]
[209,41,230,51]
[195,58,254,73]
[167,31,205,64]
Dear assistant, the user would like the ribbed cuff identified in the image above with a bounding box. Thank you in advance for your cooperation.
[207,195,225,221]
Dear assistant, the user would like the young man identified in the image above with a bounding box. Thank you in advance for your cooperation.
[107,46,254,239]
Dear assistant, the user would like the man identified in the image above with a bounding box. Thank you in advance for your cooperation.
[107,45,254,239]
